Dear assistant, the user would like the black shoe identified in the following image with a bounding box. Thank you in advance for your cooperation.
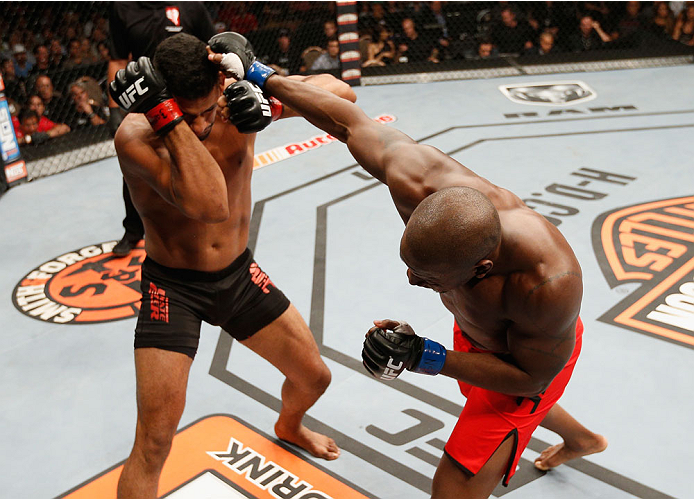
[112,235,141,256]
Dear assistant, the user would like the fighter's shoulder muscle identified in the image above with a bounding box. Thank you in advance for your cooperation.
[504,212,583,329]
[381,143,495,220]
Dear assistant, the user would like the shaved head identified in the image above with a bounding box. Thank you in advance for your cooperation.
[401,187,501,272]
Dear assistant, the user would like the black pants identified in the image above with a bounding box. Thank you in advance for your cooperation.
[122,179,144,240]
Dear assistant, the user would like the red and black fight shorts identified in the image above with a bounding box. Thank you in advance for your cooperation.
[444,317,584,486]
[135,248,290,359]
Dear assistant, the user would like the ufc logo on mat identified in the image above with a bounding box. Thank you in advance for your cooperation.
[118,76,149,110]
[380,357,403,381]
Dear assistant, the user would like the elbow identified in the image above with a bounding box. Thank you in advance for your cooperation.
[341,84,357,103]
[328,77,357,103]
[519,379,551,398]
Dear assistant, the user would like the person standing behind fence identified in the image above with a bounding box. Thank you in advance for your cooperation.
[107,1,215,257]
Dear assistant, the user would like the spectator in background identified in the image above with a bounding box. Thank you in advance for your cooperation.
[526,30,560,55]
[673,2,694,45]
[319,19,339,48]
[364,24,396,66]
[582,1,613,26]
[12,44,33,79]
[30,45,52,75]
[13,96,70,145]
[385,1,406,31]
[526,1,569,40]
[264,29,302,75]
[67,77,107,129]
[610,1,645,45]
[424,1,452,61]
[35,74,69,124]
[310,37,341,71]
[472,36,499,59]
[649,1,676,38]
[1,57,27,103]
[97,41,111,61]
[27,94,70,136]
[568,15,611,51]
[63,38,86,68]
[48,39,65,68]
[91,26,109,47]
[80,36,99,64]
[15,109,51,146]
[397,17,438,63]
[493,7,535,54]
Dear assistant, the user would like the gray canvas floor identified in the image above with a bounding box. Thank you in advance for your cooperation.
[2,65,693,499]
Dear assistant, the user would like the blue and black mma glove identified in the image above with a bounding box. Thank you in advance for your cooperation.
[208,31,276,88]
[362,321,447,381]
[208,32,283,133]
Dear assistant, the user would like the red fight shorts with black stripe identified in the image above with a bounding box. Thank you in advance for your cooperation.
[444,317,583,486]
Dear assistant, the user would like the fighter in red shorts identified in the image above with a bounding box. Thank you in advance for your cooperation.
[211,51,608,498]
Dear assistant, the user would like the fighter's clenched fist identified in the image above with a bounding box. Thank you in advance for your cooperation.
[109,56,182,135]
[362,320,447,381]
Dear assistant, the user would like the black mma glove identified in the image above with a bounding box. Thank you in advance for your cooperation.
[108,56,182,135]
[208,31,275,88]
[362,321,447,381]
[225,80,285,133]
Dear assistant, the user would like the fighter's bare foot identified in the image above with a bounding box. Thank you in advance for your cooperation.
[275,423,340,460]
[534,434,608,471]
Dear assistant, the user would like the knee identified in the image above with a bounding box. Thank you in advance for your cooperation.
[314,364,331,393]
[301,360,331,395]
[134,424,176,467]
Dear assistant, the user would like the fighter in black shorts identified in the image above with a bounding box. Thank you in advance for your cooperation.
[109,32,355,499]
[137,249,290,358]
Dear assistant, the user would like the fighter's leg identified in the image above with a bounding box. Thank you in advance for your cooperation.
[535,403,608,470]
[432,437,515,499]
[239,304,339,460]
[117,348,193,499]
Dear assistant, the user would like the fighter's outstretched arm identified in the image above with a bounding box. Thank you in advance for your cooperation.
[263,76,414,184]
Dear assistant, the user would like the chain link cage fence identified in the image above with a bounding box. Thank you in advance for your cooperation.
[0,1,692,190]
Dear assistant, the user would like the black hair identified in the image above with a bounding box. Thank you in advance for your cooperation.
[153,33,218,100]
[19,108,38,123]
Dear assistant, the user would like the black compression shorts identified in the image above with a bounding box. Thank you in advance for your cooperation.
[134,248,290,359]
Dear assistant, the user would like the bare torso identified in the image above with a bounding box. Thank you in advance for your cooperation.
[120,114,255,271]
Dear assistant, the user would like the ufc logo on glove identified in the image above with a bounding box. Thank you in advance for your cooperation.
[380,358,404,381]
[118,76,149,110]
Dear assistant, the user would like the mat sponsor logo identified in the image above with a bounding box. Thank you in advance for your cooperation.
[499,81,596,106]
[592,196,694,348]
[57,414,369,499]
[13,240,145,324]
[253,114,396,170]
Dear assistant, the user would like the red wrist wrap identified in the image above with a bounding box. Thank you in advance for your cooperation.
[145,99,183,134]
[269,97,283,121]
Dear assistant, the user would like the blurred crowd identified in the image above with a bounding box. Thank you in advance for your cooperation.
[355,0,694,65]
[1,1,692,148]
